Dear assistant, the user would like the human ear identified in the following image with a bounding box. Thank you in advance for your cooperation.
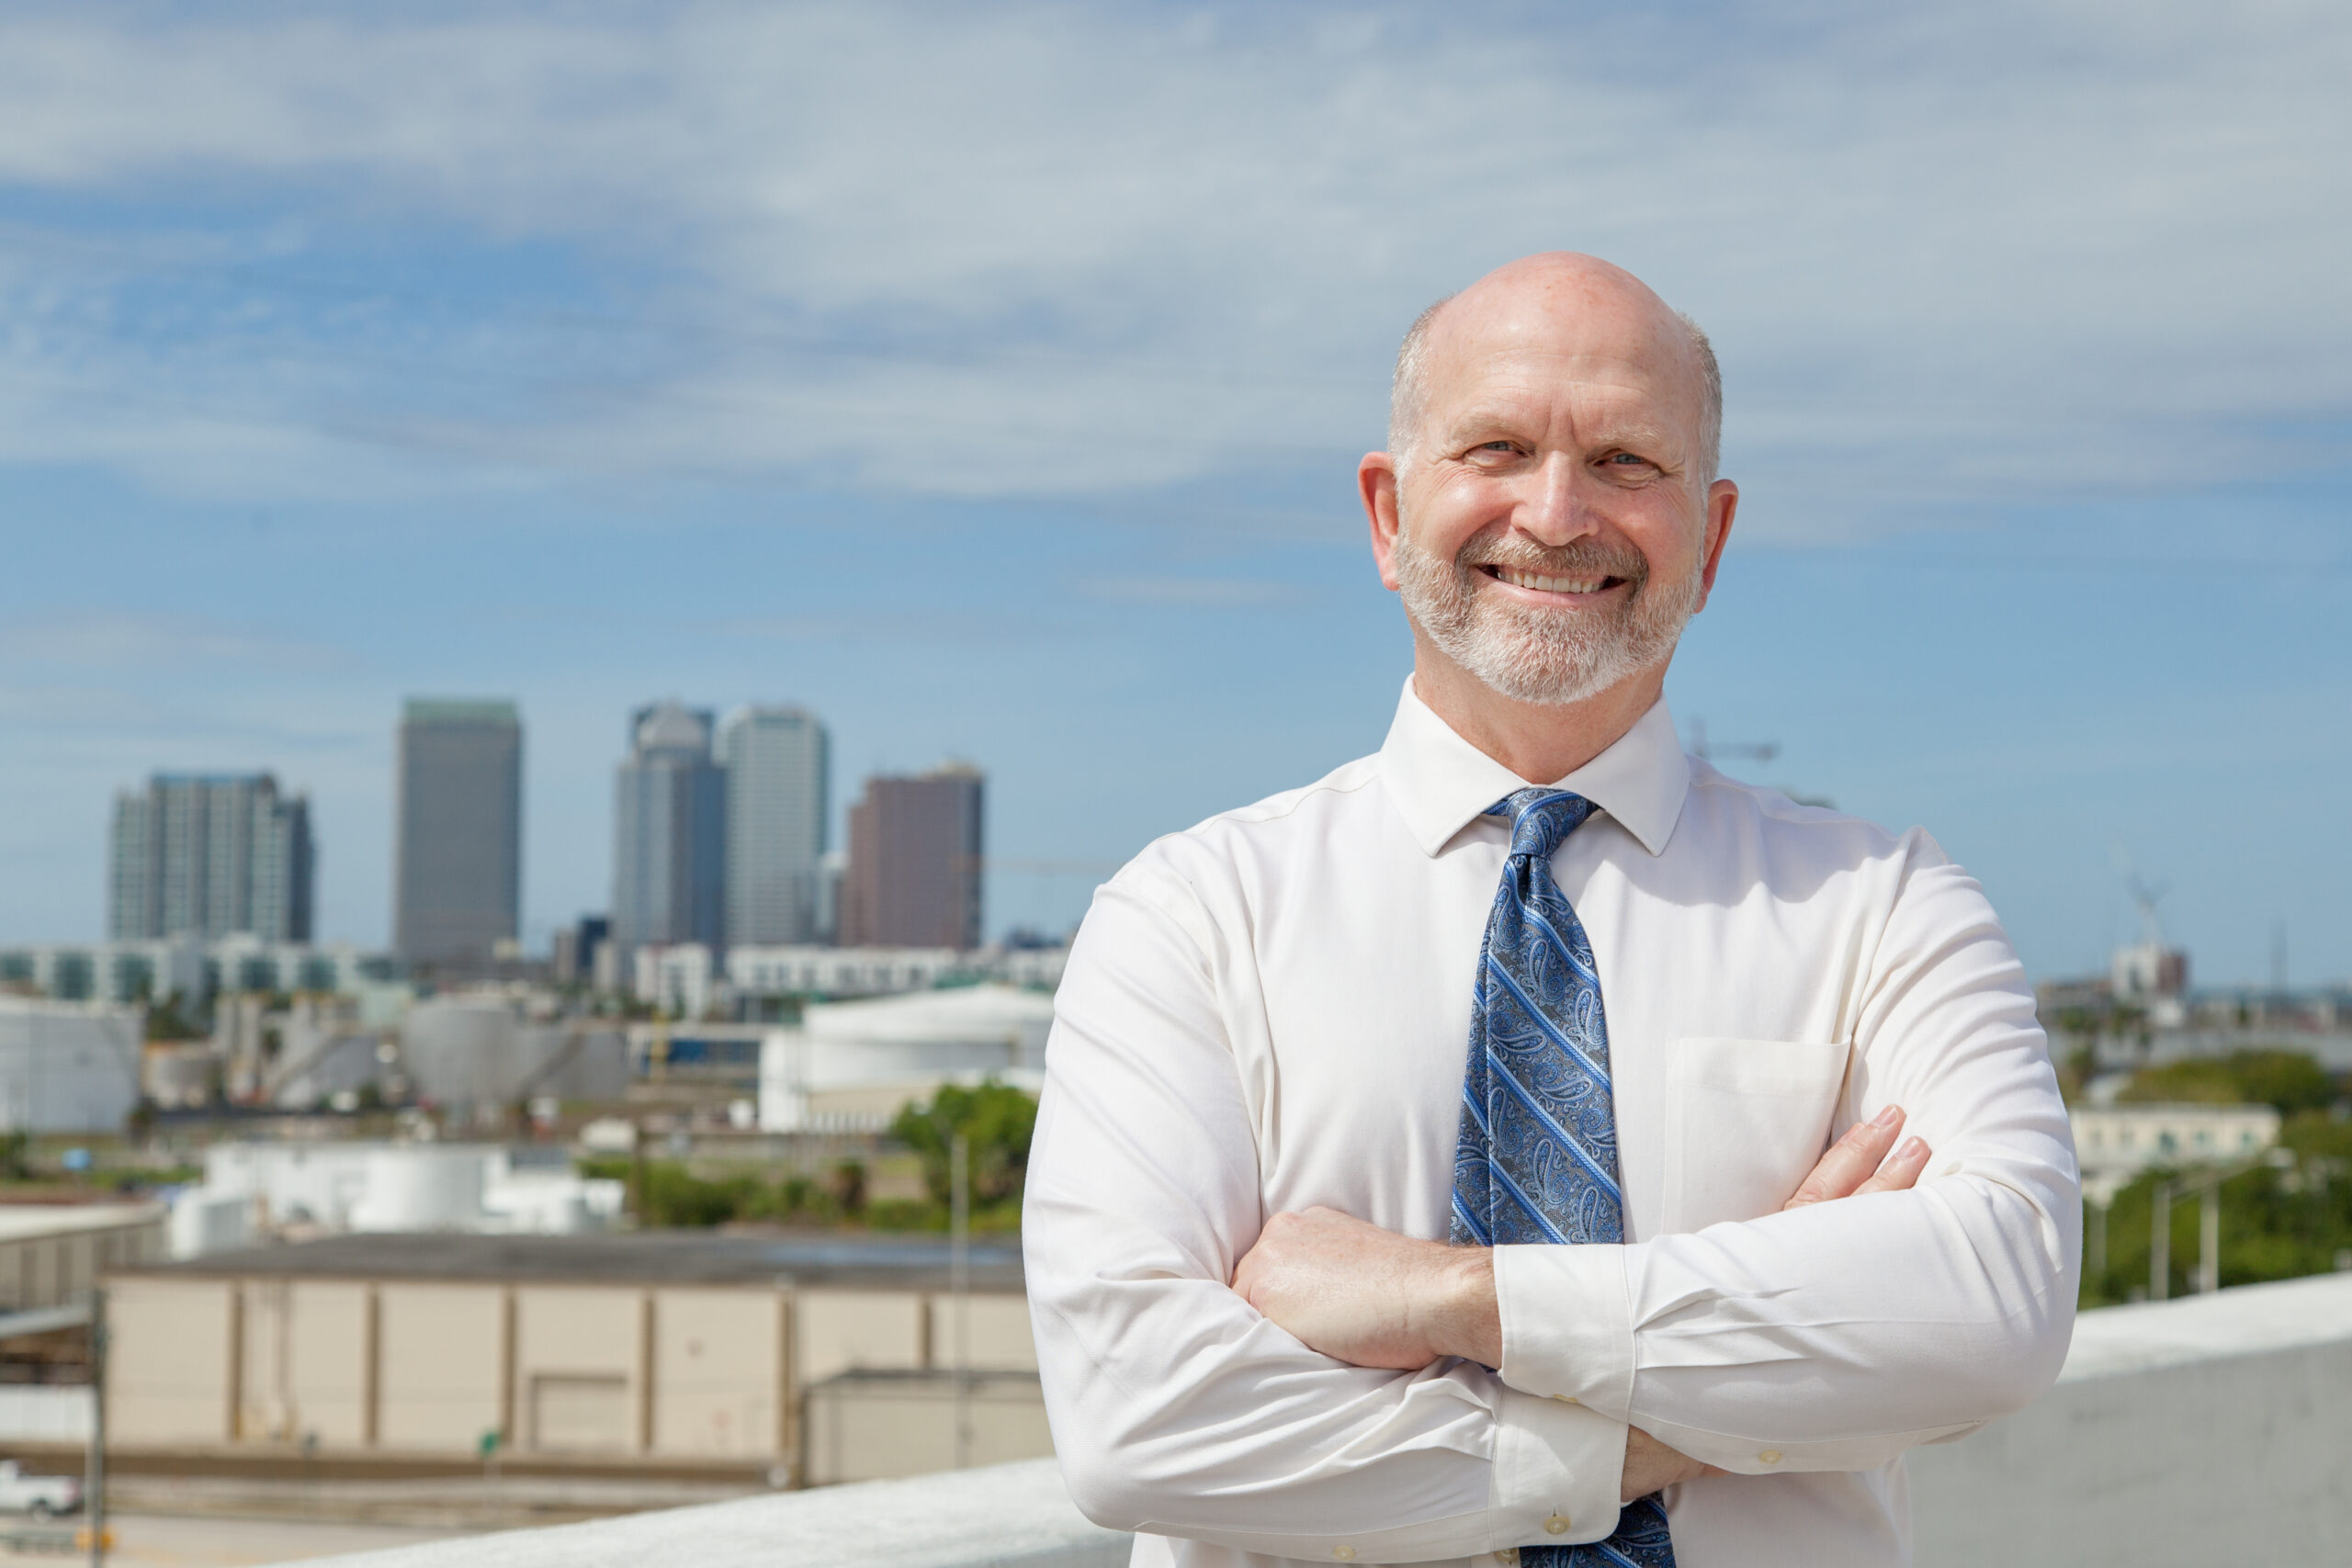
[1692,479,1737,611]
[1361,452,1404,591]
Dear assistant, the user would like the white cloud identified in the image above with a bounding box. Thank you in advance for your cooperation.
[0,2,2344,528]
[0,610,351,672]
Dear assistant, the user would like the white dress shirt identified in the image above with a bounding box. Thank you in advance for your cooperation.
[1023,680,2079,1568]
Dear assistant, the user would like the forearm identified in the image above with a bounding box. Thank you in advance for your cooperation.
[1029,1238,1624,1559]
[1493,1167,2077,1472]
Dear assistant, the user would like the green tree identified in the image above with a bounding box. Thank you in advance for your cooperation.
[2117,1049,2339,1115]
[891,1081,1038,1206]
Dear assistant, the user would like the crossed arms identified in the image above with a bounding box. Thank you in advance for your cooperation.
[1232,1107,1937,1502]
[1023,863,2080,1560]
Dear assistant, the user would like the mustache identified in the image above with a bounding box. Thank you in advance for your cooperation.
[1454,538,1651,584]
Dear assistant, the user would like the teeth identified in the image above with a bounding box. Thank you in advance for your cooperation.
[1497,567,1605,594]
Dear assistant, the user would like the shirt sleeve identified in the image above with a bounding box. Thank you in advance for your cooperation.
[1026,864,1629,1560]
[1489,842,2082,1473]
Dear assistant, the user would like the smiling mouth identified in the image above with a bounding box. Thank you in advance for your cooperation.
[1476,564,1627,595]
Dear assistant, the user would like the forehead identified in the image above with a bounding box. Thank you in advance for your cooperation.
[1423,289,1699,442]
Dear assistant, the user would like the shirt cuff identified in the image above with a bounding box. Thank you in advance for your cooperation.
[1489,1385,1626,1549]
[1492,1242,1634,1416]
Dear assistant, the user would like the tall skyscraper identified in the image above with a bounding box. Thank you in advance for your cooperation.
[612,702,726,959]
[109,774,313,942]
[716,705,830,948]
[842,764,984,951]
[393,699,523,969]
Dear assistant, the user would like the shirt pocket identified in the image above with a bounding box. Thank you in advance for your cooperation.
[1659,1036,1853,1233]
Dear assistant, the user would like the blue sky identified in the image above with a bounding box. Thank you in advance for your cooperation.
[1,1,2346,986]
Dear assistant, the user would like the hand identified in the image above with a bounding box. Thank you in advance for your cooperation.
[1781,1104,1932,1212]
[1622,1427,1719,1502]
[1231,1205,1498,1370]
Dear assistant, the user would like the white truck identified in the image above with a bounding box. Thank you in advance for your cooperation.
[0,1460,80,1517]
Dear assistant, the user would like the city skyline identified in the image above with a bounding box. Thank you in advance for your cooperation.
[0,4,2344,984]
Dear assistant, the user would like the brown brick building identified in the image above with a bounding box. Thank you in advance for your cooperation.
[841,765,984,950]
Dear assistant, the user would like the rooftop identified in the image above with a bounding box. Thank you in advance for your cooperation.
[402,698,520,726]
[115,1228,1026,1291]
[0,1200,164,1242]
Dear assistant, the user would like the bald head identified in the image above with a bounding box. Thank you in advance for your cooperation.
[1388,254,1722,488]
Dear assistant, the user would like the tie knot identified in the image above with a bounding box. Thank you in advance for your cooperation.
[1487,788,1598,860]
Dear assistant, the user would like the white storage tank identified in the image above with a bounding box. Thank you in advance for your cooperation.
[348,1145,489,1232]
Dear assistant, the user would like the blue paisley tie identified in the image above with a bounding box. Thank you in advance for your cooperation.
[1450,788,1675,1568]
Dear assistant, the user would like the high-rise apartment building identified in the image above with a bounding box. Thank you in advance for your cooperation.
[612,702,726,959]
[392,699,523,969]
[109,774,313,942]
[842,764,984,951]
[716,706,830,948]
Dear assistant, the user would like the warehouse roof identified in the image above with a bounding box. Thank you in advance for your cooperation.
[118,1229,1026,1291]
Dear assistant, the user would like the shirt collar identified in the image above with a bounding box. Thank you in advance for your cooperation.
[1377,676,1691,858]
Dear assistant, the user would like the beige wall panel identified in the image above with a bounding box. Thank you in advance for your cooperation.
[924,1292,1038,1371]
[803,1377,1052,1485]
[288,1280,370,1448]
[514,1286,642,1455]
[377,1283,504,1453]
[107,1277,232,1446]
[0,1244,23,1311]
[652,1289,781,1459]
[796,1291,924,1385]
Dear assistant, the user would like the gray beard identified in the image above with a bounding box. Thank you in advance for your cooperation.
[1391,522,1703,706]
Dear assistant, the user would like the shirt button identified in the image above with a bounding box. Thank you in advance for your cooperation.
[1552,1394,1578,1404]
[1331,1549,1356,1561]
[1758,1450,1782,1465]
[1543,1516,1571,1535]
[1494,1551,1520,1565]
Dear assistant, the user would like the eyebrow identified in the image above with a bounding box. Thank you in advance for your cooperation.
[1437,407,1683,457]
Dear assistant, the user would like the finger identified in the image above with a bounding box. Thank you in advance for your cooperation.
[1852,1134,1933,1198]
[1783,1105,1905,1210]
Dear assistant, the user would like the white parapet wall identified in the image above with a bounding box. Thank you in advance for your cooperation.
[1908,1270,2352,1567]
[290,1272,2352,1568]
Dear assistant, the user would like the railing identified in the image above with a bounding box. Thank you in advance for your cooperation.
[297,1271,2352,1568]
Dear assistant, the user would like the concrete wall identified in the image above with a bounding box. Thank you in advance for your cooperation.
[107,1268,1035,1473]
[795,1290,926,1385]
[376,1283,504,1452]
[804,1372,1053,1485]
[653,1288,784,1459]
[107,1276,234,1444]
[1908,1271,2352,1568]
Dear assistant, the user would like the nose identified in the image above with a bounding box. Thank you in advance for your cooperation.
[1515,452,1597,547]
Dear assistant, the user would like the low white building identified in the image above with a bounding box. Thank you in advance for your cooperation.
[0,937,406,1014]
[2071,1100,2282,1201]
[759,984,1055,1132]
[174,1141,623,1256]
[0,997,143,1134]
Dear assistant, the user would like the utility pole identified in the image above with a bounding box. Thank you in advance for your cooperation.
[2199,1184,2222,1297]
[2149,1179,2172,1301]
[950,1133,971,1472]
[84,1288,107,1568]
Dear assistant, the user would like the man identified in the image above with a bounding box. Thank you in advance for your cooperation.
[1023,254,2077,1568]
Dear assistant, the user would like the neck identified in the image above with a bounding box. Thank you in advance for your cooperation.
[1408,634,1668,784]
